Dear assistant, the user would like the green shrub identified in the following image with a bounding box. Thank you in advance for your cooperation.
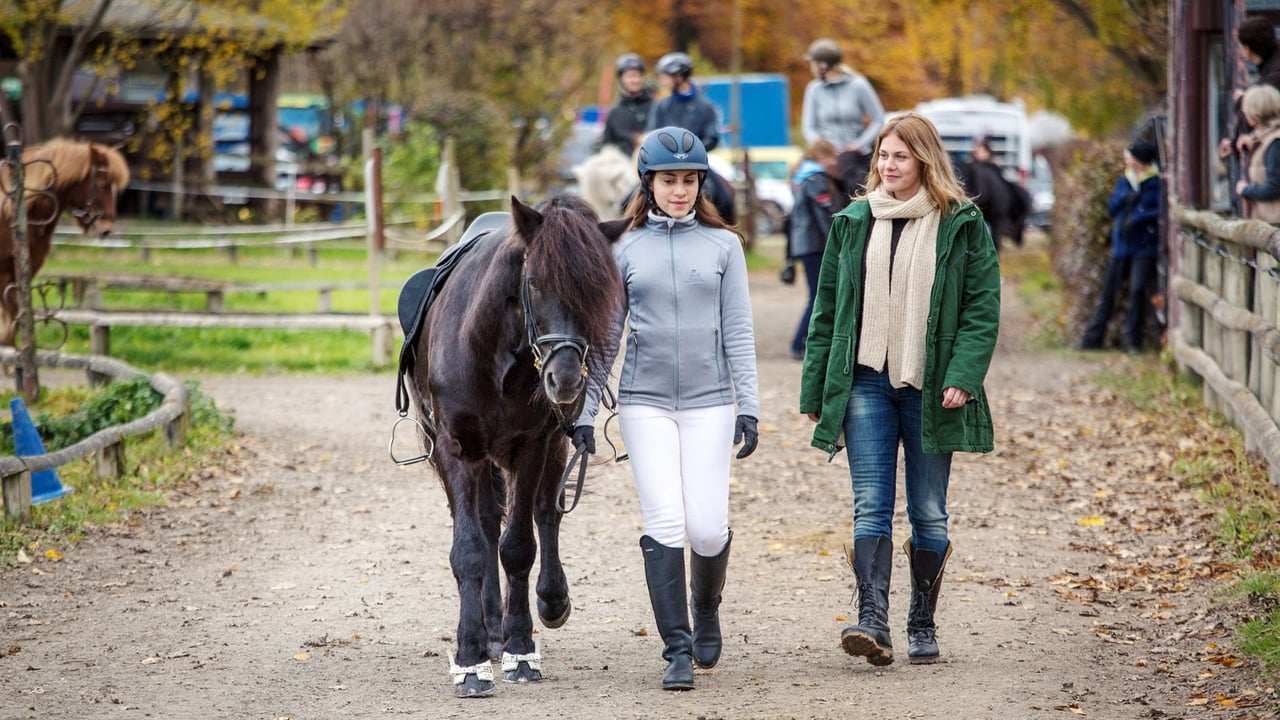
[1047,139,1124,346]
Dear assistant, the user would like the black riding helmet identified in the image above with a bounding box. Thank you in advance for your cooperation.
[655,52,694,79]
[805,38,842,67]
[637,126,708,213]
[615,53,645,77]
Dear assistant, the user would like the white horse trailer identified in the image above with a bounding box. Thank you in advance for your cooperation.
[913,95,1033,185]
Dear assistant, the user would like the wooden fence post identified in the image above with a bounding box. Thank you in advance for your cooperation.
[2,469,32,521]
[1256,253,1277,422]
[1203,243,1224,413]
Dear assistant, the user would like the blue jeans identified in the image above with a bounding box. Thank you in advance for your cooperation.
[790,252,824,355]
[843,366,952,556]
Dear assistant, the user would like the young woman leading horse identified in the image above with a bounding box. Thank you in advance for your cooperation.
[405,194,628,698]
[0,138,129,346]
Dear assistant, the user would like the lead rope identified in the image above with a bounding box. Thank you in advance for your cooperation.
[556,386,626,513]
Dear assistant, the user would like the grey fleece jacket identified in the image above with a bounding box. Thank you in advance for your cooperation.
[576,210,760,426]
[800,72,886,152]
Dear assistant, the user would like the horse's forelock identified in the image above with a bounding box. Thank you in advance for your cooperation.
[523,196,622,346]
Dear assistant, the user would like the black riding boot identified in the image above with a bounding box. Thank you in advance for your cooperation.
[841,535,894,666]
[690,530,732,669]
[641,535,695,690]
[905,539,952,664]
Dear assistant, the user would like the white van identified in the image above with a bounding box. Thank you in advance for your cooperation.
[912,95,1033,184]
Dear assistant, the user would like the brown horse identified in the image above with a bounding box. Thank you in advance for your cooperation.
[0,138,129,346]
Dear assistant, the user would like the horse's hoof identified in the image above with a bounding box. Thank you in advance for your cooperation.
[453,674,495,698]
[503,661,543,684]
[538,596,572,629]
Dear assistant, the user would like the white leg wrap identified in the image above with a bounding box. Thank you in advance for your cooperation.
[450,656,494,685]
[501,651,542,672]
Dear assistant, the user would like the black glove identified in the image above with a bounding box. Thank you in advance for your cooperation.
[733,415,758,459]
[779,262,796,285]
[570,425,596,454]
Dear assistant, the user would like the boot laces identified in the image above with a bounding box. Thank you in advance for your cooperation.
[907,585,935,630]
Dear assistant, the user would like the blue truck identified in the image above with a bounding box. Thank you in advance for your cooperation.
[698,73,790,149]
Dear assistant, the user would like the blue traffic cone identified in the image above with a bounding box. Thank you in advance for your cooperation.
[9,398,72,504]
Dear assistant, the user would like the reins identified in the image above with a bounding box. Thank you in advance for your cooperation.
[554,386,625,514]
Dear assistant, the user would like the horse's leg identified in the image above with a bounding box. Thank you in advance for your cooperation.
[534,437,572,630]
[497,441,547,683]
[478,462,506,662]
[437,447,500,699]
[0,277,16,347]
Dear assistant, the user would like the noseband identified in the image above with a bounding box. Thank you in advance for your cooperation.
[521,275,589,381]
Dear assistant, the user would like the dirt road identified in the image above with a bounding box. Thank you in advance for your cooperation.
[2,248,1275,719]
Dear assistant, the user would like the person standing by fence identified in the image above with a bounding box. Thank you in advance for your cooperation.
[1077,141,1164,354]
[1236,84,1280,221]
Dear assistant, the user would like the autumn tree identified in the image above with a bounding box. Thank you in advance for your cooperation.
[317,0,610,190]
[608,0,1166,141]
[0,0,342,179]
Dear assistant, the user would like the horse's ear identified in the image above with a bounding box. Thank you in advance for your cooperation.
[598,218,630,243]
[510,195,542,242]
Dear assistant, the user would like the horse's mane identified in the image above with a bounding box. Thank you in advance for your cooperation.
[521,195,623,350]
[1,139,130,224]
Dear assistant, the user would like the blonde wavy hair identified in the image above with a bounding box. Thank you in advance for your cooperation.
[859,113,970,210]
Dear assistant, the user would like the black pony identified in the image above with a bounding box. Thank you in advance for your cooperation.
[407,195,627,698]
[956,158,1032,249]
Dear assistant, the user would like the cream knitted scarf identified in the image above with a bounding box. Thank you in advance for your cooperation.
[857,186,941,389]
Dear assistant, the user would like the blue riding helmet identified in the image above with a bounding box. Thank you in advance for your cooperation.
[637,127,709,212]
[636,127,708,179]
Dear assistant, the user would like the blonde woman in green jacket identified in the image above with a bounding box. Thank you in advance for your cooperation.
[798,113,1001,667]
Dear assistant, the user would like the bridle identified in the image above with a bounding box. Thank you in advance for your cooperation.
[520,275,590,392]
[69,164,111,229]
[520,272,597,513]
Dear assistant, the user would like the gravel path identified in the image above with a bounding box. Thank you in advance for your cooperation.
[2,245,1274,719]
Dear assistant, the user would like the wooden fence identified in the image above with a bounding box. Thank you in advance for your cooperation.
[0,348,190,520]
[1170,204,1280,484]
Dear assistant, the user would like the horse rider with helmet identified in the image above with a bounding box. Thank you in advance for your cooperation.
[574,127,760,691]
[646,51,720,152]
[800,37,886,195]
[601,53,656,157]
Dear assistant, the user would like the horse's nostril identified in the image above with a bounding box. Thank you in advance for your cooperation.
[100,229,112,238]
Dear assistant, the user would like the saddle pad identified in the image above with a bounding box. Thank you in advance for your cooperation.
[395,212,511,414]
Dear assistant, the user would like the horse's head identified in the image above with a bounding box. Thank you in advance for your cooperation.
[66,144,129,238]
[511,195,627,413]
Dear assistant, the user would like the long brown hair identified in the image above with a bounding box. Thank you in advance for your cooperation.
[622,172,743,240]
[859,113,970,210]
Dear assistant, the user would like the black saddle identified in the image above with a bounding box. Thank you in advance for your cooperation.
[395,211,510,414]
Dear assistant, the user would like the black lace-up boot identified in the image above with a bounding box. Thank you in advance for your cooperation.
[904,538,952,664]
[840,535,894,666]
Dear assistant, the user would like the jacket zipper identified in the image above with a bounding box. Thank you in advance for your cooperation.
[668,222,681,408]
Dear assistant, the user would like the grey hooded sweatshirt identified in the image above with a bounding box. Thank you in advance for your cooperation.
[576,210,759,426]
[800,71,886,152]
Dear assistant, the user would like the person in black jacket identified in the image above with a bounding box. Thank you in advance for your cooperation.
[1078,141,1164,353]
[600,53,655,157]
[646,52,719,151]
[787,139,842,360]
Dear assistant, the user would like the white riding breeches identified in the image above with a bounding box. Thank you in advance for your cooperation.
[618,403,734,556]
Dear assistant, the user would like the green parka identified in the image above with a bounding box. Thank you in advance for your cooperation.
[798,198,1001,457]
